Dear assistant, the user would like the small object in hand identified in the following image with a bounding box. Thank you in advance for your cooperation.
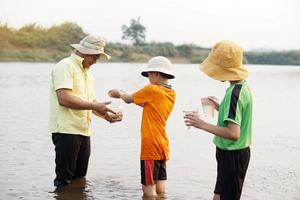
[108,90,120,98]
[201,98,215,117]
[114,112,123,121]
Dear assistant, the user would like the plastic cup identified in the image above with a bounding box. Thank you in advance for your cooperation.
[183,110,199,129]
[201,98,215,117]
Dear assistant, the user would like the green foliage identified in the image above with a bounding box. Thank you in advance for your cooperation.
[1,22,300,65]
[245,51,300,65]
[190,53,208,63]
[176,44,193,58]
[0,22,86,61]
[46,22,86,51]
[136,42,176,57]
[0,23,14,48]
[122,17,146,46]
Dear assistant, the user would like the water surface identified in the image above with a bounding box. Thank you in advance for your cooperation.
[0,63,299,199]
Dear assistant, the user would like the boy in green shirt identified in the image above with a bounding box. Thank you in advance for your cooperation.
[184,41,252,200]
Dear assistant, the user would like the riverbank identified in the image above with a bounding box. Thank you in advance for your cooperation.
[2,45,300,66]
[1,22,300,65]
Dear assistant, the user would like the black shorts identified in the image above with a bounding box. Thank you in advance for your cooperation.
[214,147,250,200]
[140,160,167,186]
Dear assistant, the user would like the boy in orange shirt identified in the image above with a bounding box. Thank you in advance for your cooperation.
[108,56,176,198]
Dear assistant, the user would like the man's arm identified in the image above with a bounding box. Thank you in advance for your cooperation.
[56,89,115,116]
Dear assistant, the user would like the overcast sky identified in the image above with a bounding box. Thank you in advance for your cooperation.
[1,0,300,50]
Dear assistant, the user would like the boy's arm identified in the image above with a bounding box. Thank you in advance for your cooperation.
[200,121,240,141]
[108,89,134,104]
[184,113,240,141]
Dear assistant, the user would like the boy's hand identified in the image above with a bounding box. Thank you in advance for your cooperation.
[184,112,206,129]
[108,89,133,104]
[108,89,121,98]
[208,96,219,111]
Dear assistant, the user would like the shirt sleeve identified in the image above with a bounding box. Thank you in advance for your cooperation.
[222,87,243,126]
[51,62,73,91]
[132,85,154,107]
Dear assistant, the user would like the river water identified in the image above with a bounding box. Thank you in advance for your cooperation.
[0,62,299,200]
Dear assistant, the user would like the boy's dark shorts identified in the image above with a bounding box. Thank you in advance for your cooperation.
[140,160,167,186]
[214,147,250,200]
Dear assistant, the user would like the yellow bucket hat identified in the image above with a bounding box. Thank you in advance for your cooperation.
[199,41,248,81]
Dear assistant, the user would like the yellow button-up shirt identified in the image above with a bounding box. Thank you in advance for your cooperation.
[49,54,96,136]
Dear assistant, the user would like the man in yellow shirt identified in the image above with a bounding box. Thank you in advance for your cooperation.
[49,35,122,188]
[108,56,176,199]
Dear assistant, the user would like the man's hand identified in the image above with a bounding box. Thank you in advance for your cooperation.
[91,101,116,116]
[93,108,123,123]
[103,112,123,123]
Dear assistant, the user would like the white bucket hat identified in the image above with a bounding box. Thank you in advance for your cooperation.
[70,35,111,60]
[141,56,175,79]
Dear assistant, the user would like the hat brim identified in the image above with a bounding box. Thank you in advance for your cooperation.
[70,44,111,60]
[141,68,175,79]
[199,58,248,81]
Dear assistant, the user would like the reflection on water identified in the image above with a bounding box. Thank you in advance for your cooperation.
[0,63,300,200]
[51,177,168,200]
[52,178,90,200]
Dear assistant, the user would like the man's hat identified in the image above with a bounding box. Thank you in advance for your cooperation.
[71,35,111,60]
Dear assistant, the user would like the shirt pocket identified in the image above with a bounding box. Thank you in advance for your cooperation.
[72,74,86,96]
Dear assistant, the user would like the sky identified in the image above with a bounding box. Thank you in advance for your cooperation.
[1,0,300,50]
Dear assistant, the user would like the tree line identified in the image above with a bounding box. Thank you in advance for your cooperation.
[0,21,299,65]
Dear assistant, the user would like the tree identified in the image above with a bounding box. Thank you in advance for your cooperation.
[122,17,146,46]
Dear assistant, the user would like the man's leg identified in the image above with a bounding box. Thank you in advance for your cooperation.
[52,133,80,187]
[73,135,90,179]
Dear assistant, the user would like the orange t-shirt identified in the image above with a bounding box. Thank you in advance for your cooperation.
[133,84,176,161]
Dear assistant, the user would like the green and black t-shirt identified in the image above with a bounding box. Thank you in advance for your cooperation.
[214,81,253,150]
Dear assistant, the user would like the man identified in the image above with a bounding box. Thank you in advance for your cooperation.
[184,41,252,200]
[49,35,122,187]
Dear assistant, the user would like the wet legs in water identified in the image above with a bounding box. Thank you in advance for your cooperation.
[213,193,220,200]
[142,180,166,199]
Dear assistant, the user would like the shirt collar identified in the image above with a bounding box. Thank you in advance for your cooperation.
[226,80,246,91]
[160,82,172,89]
[70,53,84,69]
